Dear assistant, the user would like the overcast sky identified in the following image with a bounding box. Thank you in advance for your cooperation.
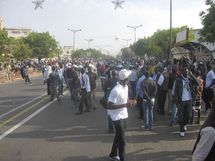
[0,0,208,55]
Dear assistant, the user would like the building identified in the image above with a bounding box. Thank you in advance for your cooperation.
[0,17,3,31]
[5,27,32,38]
[61,46,73,60]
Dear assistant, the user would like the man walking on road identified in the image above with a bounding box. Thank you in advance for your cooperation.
[107,69,136,161]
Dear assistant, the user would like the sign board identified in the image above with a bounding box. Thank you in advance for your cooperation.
[176,28,189,43]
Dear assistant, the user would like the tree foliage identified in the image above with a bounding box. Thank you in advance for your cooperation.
[24,32,59,60]
[13,39,32,61]
[0,29,9,59]
[200,0,215,43]
[73,48,105,59]
[121,47,134,59]
[130,26,188,59]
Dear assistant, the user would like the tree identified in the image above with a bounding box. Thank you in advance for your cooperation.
[200,0,215,43]
[130,27,191,59]
[0,29,9,61]
[24,32,59,60]
[13,39,32,61]
[121,47,134,59]
[72,49,86,58]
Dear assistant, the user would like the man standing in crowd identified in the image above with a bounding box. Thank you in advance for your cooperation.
[203,65,215,112]
[22,65,31,84]
[56,63,64,96]
[44,63,52,95]
[49,66,60,102]
[135,69,145,119]
[76,68,91,114]
[107,69,136,161]
[173,65,199,137]
[88,66,98,110]
[103,69,118,133]
[142,70,157,130]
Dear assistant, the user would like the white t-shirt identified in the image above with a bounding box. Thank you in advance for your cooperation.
[182,77,192,101]
[107,83,128,121]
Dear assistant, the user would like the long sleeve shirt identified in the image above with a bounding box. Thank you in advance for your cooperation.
[192,127,215,161]
[80,72,91,92]
[136,75,145,98]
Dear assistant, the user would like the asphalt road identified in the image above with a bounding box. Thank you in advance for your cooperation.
[0,75,203,161]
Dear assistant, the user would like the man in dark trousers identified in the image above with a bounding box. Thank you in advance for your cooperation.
[107,69,136,161]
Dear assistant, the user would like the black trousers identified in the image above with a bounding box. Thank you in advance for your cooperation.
[78,89,91,113]
[202,88,214,111]
[136,95,143,119]
[178,100,193,132]
[110,119,126,161]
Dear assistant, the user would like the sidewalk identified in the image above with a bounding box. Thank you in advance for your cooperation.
[0,70,42,84]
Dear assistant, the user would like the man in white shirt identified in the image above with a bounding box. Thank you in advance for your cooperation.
[76,68,91,114]
[192,107,215,161]
[107,69,136,161]
[203,66,215,111]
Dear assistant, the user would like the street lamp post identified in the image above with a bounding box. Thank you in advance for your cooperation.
[67,28,82,52]
[85,39,94,49]
[85,39,94,57]
[169,0,173,60]
[122,38,132,47]
[127,25,143,42]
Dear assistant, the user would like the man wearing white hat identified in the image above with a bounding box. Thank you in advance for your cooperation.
[107,69,136,161]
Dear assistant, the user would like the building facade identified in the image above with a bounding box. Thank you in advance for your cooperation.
[5,27,32,38]
[61,46,73,60]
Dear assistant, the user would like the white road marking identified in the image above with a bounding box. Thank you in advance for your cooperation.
[0,100,53,141]
[0,90,68,141]
[0,93,46,120]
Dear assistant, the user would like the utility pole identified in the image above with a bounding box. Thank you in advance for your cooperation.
[85,39,94,57]
[67,28,82,52]
[85,39,94,49]
[169,0,173,60]
[127,25,143,42]
[122,38,132,47]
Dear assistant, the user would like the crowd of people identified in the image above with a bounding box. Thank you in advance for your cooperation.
[37,57,215,161]
[1,57,214,161]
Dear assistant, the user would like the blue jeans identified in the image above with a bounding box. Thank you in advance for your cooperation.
[170,103,178,124]
[143,100,154,129]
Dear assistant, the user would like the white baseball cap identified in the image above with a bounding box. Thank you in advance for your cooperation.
[119,69,132,80]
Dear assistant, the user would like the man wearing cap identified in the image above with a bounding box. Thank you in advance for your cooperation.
[107,69,136,161]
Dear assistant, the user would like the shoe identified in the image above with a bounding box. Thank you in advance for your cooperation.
[149,127,153,131]
[108,129,114,134]
[179,132,185,137]
[75,111,82,115]
[195,121,200,124]
[184,126,187,131]
[109,156,120,161]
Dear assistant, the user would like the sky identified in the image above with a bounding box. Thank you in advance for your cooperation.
[0,0,208,56]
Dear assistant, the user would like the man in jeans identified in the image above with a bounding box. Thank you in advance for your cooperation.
[173,65,199,137]
[142,71,157,130]
[107,69,136,161]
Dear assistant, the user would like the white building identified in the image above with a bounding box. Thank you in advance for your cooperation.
[5,27,32,38]
[61,46,73,60]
